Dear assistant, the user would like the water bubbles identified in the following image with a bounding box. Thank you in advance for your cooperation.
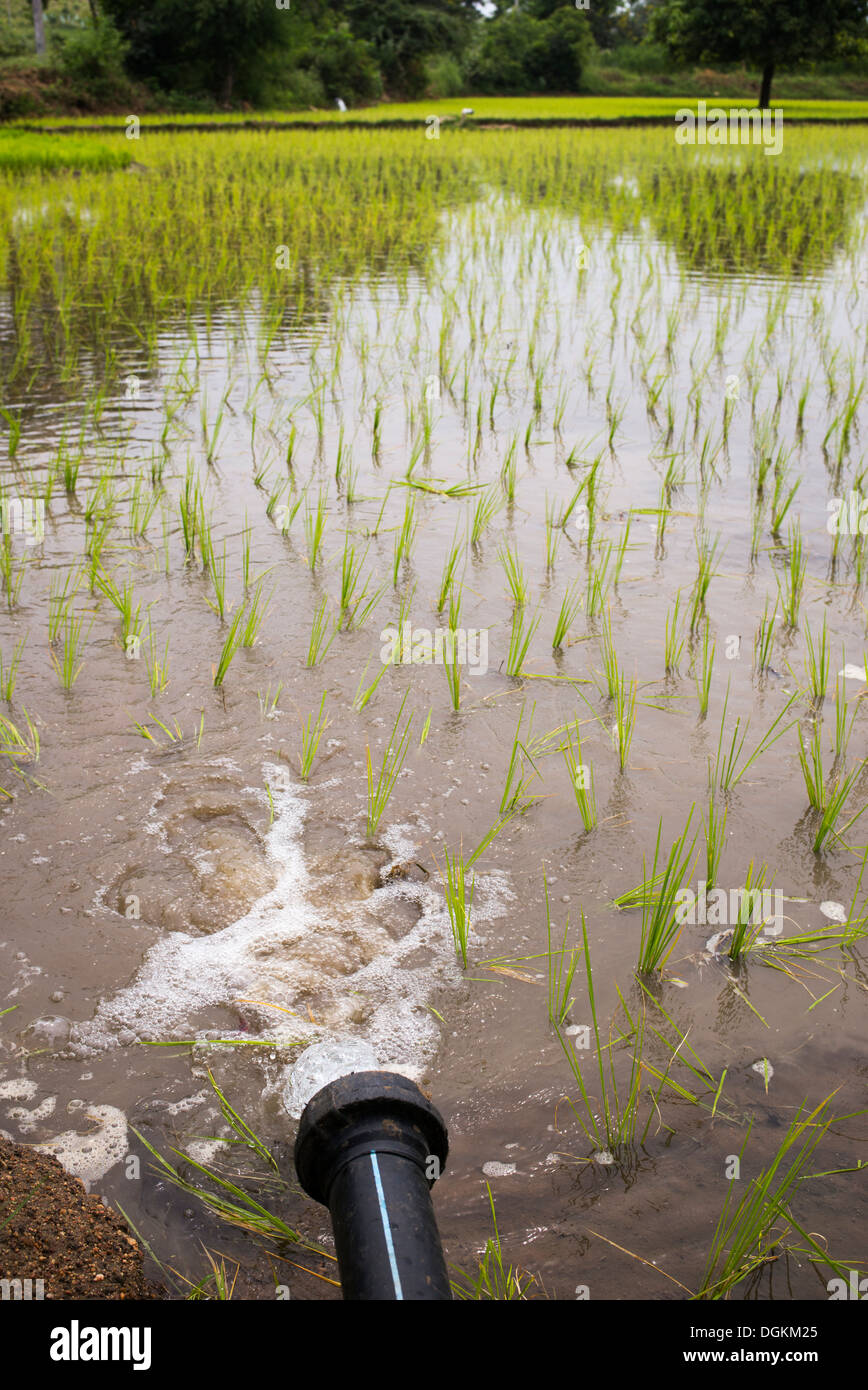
[282,1038,380,1119]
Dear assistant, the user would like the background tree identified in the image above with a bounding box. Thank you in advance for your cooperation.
[651,0,868,108]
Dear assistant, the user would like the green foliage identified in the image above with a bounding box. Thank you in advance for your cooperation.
[651,0,868,104]
[467,6,592,94]
[56,15,129,102]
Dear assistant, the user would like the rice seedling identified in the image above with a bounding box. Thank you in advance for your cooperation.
[776,524,807,628]
[241,577,272,648]
[636,809,697,974]
[304,489,328,569]
[803,614,829,706]
[94,569,143,648]
[753,600,778,676]
[392,494,417,587]
[770,466,801,536]
[306,598,339,668]
[50,610,92,690]
[585,543,612,619]
[832,674,854,764]
[436,533,464,614]
[498,545,528,607]
[554,907,649,1152]
[298,691,329,782]
[470,485,501,546]
[500,438,518,502]
[212,607,246,687]
[132,1101,314,1248]
[506,604,541,678]
[727,862,774,961]
[436,842,476,969]
[689,529,722,632]
[611,672,638,774]
[349,639,392,704]
[0,709,40,768]
[257,682,283,720]
[696,1095,847,1300]
[812,763,866,855]
[0,408,23,459]
[709,686,797,795]
[552,578,582,652]
[366,692,413,839]
[0,538,26,611]
[132,713,184,745]
[562,719,597,832]
[144,626,170,697]
[694,619,715,717]
[664,591,685,676]
[596,606,619,702]
[0,635,26,703]
[48,566,82,642]
[450,1185,538,1301]
[702,796,728,891]
[500,704,542,817]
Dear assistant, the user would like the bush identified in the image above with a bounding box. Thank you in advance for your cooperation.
[529,7,591,90]
[601,41,670,74]
[308,24,382,106]
[56,16,129,102]
[466,12,541,94]
[467,7,590,94]
[424,52,465,100]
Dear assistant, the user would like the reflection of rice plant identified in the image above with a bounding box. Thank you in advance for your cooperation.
[664,591,685,675]
[544,875,579,1026]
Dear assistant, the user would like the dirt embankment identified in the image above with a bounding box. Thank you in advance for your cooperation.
[0,1138,163,1300]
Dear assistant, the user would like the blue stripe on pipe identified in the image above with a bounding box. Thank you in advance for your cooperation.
[370,1152,403,1300]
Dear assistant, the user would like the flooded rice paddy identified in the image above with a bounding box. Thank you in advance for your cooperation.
[0,125,866,1299]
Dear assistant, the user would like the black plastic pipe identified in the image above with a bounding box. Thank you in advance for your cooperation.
[294,1070,451,1300]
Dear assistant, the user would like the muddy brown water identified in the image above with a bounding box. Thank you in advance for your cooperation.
[1,191,866,1299]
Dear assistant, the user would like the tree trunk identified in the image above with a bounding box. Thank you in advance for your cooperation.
[222,63,234,106]
[759,59,775,110]
[32,0,46,55]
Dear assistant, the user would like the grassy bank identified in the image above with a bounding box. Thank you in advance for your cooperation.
[8,96,868,132]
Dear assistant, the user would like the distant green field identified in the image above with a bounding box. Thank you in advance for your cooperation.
[11,95,868,128]
[0,130,132,170]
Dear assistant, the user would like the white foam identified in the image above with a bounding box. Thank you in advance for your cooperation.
[0,1079,38,1102]
[35,1104,128,1190]
[74,767,507,1081]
